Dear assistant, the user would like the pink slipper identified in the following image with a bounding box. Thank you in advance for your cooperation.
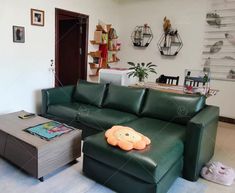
[201,161,235,186]
[207,162,235,177]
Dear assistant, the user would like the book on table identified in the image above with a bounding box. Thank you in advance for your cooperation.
[25,121,74,141]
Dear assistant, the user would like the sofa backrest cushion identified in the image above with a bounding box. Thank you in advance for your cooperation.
[73,80,107,107]
[103,85,146,115]
[141,89,206,125]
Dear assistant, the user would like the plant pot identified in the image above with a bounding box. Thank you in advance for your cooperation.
[137,79,145,86]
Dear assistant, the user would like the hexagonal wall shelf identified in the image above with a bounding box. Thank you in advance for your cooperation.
[131,24,153,47]
[157,31,183,56]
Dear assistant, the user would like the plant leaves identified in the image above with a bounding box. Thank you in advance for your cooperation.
[150,70,157,74]
[149,68,156,71]
[127,62,135,66]
[127,61,157,80]
[148,64,157,68]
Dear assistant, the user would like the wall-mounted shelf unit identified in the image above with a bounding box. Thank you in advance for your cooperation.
[90,40,107,45]
[131,24,153,47]
[202,0,235,81]
[88,23,120,77]
[212,77,235,82]
[157,31,183,56]
[157,17,183,56]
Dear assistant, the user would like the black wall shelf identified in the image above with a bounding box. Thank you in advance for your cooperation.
[157,31,183,56]
[131,25,153,47]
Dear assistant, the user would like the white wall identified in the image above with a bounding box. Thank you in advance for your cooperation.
[0,0,234,118]
[0,0,119,114]
[116,0,235,118]
[117,0,208,81]
[207,80,235,118]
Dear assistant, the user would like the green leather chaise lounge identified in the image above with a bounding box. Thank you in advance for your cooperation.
[41,80,219,193]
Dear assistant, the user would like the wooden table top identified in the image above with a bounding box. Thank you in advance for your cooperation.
[0,111,81,148]
[130,82,218,97]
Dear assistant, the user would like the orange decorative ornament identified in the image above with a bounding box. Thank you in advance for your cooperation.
[105,125,151,151]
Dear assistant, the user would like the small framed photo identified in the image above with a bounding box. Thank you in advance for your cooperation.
[31,9,44,26]
[13,26,25,43]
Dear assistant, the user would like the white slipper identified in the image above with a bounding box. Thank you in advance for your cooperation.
[207,162,235,178]
[201,161,235,186]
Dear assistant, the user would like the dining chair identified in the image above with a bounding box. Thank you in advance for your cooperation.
[184,77,206,87]
[156,74,180,85]
[184,71,207,87]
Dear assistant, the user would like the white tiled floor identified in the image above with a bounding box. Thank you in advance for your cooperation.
[0,122,234,193]
[200,122,235,193]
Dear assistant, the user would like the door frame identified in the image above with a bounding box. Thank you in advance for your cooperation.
[55,8,89,87]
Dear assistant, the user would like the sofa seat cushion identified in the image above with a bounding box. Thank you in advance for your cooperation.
[141,89,206,125]
[47,103,82,121]
[77,108,138,131]
[47,103,98,121]
[83,118,186,184]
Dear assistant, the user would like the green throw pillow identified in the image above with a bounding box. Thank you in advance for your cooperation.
[73,80,107,107]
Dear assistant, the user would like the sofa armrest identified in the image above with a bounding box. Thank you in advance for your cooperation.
[183,105,219,181]
[41,85,75,115]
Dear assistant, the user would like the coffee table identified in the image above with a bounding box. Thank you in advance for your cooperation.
[0,111,81,181]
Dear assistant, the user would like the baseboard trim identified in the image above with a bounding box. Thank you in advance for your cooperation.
[219,116,235,124]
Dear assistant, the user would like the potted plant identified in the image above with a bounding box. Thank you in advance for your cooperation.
[127,62,157,84]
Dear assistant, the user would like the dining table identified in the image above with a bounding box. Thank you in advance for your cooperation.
[130,82,218,98]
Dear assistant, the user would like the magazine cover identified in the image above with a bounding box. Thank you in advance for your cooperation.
[25,121,74,141]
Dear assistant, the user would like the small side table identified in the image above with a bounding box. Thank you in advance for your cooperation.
[0,111,81,181]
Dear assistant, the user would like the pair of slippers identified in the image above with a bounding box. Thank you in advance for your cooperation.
[201,161,235,186]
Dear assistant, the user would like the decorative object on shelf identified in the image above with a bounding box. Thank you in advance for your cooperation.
[203,57,211,73]
[94,30,102,43]
[13,26,25,43]
[210,41,223,53]
[131,24,153,47]
[108,27,118,40]
[206,12,221,26]
[225,33,235,45]
[157,17,183,56]
[227,70,235,79]
[31,9,45,26]
[88,20,120,77]
[201,0,235,81]
[127,62,157,84]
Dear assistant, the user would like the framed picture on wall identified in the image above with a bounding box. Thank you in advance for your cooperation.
[13,26,25,43]
[31,9,44,26]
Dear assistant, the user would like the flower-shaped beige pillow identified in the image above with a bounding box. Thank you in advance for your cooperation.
[105,125,151,151]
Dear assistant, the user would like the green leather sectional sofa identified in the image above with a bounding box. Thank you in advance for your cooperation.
[41,80,219,193]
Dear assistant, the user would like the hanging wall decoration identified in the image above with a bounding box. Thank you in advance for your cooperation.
[131,24,153,47]
[13,26,25,43]
[31,9,45,26]
[157,17,183,56]
[202,0,235,81]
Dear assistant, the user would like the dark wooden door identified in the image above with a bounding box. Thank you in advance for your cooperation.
[55,9,88,86]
